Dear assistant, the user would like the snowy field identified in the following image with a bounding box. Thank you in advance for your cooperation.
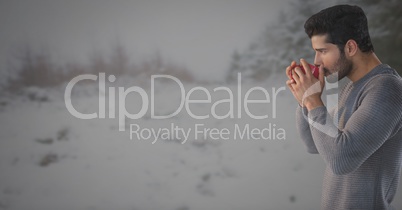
[1,74,402,210]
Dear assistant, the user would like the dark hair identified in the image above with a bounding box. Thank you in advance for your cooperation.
[304,5,374,53]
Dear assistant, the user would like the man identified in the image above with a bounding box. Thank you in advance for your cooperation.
[285,5,402,210]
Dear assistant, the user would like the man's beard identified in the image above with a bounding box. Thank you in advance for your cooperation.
[325,52,353,84]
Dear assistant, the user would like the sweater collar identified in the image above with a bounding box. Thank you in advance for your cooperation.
[351,64,392,87]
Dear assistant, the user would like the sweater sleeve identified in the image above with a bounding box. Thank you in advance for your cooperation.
[296,105,319,154]
[307,76,402,175]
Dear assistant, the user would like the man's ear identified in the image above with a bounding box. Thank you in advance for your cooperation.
[345,39,358,56]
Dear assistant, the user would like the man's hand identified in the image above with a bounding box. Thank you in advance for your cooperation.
[286,59,325,111]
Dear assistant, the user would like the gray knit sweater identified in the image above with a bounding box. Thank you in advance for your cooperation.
[296,64,402,210]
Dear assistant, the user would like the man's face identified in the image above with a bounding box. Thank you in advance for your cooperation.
[311,34,353,83]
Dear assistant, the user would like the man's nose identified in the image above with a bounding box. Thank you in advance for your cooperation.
[314,53,321,66]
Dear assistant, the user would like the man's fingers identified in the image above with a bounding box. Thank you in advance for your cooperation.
[290,61,297,68]
[286,61,298,80]
[293,66,303,83]
[286,79,295,87]
[286,66,293,80]
[300,58,313,78]
[319,65,325,83]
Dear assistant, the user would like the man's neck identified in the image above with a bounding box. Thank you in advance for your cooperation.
[348,52,382,82]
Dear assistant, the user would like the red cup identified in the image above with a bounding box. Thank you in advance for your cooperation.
[290,63,319,79]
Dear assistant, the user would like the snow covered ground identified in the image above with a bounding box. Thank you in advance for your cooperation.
[1,74,401,210]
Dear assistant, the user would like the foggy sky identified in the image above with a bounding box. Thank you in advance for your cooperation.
[0,0,290,81]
